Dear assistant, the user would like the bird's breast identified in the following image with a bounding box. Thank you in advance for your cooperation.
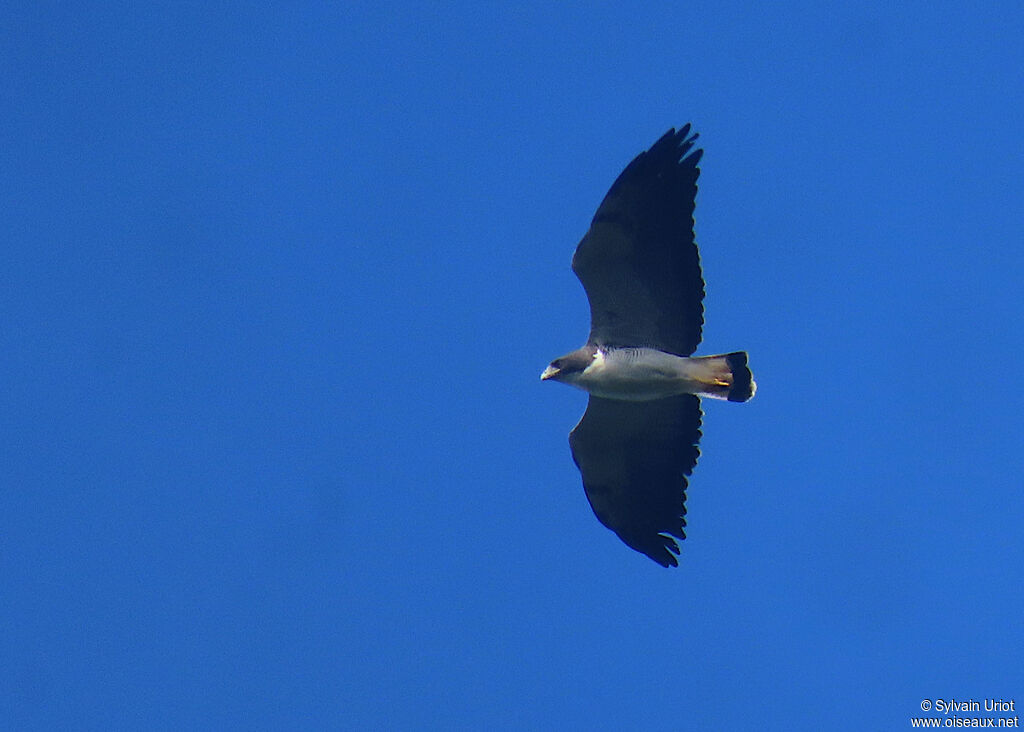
[574,348,700,401]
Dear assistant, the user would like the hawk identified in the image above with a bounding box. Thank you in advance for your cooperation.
[542,126,755,567]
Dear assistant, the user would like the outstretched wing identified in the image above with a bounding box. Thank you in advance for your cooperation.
[571,126,705,357]
[569,394,702,567]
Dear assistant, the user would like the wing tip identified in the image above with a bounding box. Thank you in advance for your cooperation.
[651,535,682,567]
[627,530,686,568]
[658,124,702,166]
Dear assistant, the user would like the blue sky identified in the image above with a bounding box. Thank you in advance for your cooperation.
[3,2,1023,729]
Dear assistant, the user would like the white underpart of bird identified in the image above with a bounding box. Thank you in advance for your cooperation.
[541,347,755,402]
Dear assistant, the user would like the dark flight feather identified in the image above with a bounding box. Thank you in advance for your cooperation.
[569,394,702,567]
[571,127,705,357]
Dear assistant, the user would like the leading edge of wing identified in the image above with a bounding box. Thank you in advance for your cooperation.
[571,127,706,357]
[569,394,702,567]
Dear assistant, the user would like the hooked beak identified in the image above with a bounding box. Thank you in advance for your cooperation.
[540,364,560,381]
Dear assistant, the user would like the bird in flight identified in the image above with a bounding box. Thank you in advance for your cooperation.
[542,125,755,567]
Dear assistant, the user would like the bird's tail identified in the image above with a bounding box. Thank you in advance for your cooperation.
[690,352,756,402]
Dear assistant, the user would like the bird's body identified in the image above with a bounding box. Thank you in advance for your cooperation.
[542,125,755,567]
[543,346,750,403]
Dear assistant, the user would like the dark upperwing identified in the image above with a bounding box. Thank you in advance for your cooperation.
[571,126,705,357]
[569,394,702,567]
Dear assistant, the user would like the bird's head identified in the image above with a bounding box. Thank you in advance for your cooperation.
[541,346,598,385]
